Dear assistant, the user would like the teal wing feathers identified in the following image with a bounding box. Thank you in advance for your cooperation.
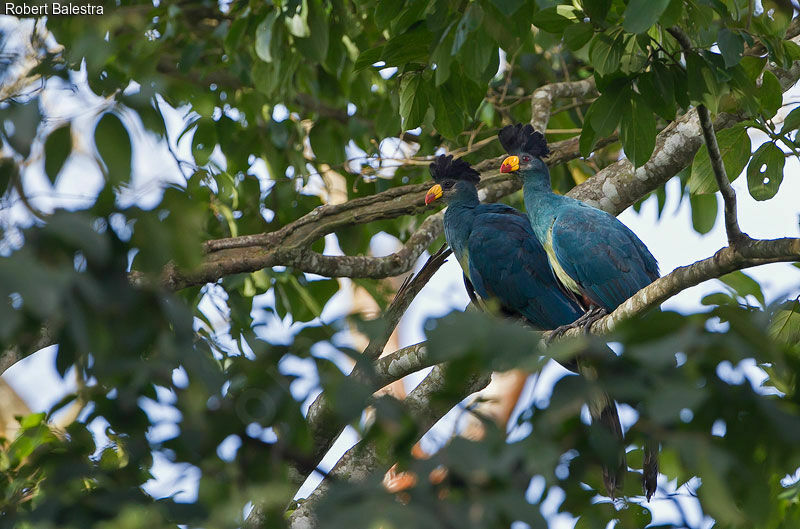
[466,204,583,330]
[550,203,659,311]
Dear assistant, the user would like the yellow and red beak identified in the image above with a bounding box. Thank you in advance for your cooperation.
[499,155,520,173]
[425,183,443,205]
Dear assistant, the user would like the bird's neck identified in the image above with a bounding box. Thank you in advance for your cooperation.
[521,168,560,239]
[443,197,477,263]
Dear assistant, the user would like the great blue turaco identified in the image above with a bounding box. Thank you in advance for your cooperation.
[424,154,627,498]
[498,123,660,500]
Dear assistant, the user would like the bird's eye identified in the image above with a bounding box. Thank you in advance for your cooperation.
[443,181,454,189]
[522,155,531,162]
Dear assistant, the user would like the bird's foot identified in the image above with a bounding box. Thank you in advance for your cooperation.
[580,306,608,335]
[547,307,608,343]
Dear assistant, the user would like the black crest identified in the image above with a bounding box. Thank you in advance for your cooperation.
[498,124,550,158]
[429,154,480,184]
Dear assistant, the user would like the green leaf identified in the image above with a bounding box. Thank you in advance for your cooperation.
[94,113,132,184]
[589,31,625,76]
[717,28,744,68]
[719,270,766,307]
[759,70,782,119]
[620,94,656,168]
[637,64,676,120]
[587,86,629,139]
[44,124,71,184]
[563,22,594,51]
[746,141,785,201]
[689,192,718,234]
[192,118,217,166]
[622,0,671,34]
[399,74,427,130]
[531,6,572,34]
[688,126,751,194]
[579,115,598,157]
[381,25,433,67]
[687,52,725,113]
[451,3,483,55]
[354,45,385,72]
[658,0,683,27]
[375,0,403,29]
[431,88,465,139]
[490,0,524,17]
[309,118,346,165]
[295,0,329,63]
[255,11,279,63]
[285,1,310,37]
[781,105,800,133]
[768,299,800,345]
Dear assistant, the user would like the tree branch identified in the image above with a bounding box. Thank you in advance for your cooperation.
[546,237,800,339]
[668,26,749,246]
[530,78,597,132]
[304,247,452,465]
[285,364,492,529]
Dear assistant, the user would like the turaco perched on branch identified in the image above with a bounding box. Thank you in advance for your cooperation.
[424,154,627,498]
[498,123,660,499]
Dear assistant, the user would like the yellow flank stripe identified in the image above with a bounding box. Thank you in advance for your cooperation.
[545,225,581,295]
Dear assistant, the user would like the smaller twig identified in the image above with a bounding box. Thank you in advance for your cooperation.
[668,26,750,247]
[363,243,451,362]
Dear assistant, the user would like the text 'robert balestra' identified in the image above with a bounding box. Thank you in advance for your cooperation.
[5,2,104,15]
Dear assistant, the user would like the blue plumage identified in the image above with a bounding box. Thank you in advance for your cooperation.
[426,155,583,330]
[498,124,660,500]
[499,124,659,312]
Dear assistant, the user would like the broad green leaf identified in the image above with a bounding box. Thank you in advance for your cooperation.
[719,270,766,307]
[255,11,279,63]
[531,6,572,34]
[623,0,671,34]
[579,106,599,156]
[638,64,676,120]
[490,0,524,17]
[759,70,782,119]
[589,31,625,76]
[587,87,629,139]
[688,126,751,194]
[192,118,217,166]
[431,88,464,139]
[658,0,683,27]
[620,95,656,168]
[686,52,722,113]
[583,0,611,23]
[768,299,800,345]
[399,74,427,130]
[44,124,71,184]
[375,0,403,29]
[353,45,384,71]
[781,106,800,133]
[451,3,483,55]
[381,26,433,67]
[295,0,329,63]
[563,22,594,51]
[94,113,132,184]
[717,28,744,68]
[309,119,346,165]
[746,141,785,201]
[431,24,455,86]
[689,192,718,234]
[285,1,310,37]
